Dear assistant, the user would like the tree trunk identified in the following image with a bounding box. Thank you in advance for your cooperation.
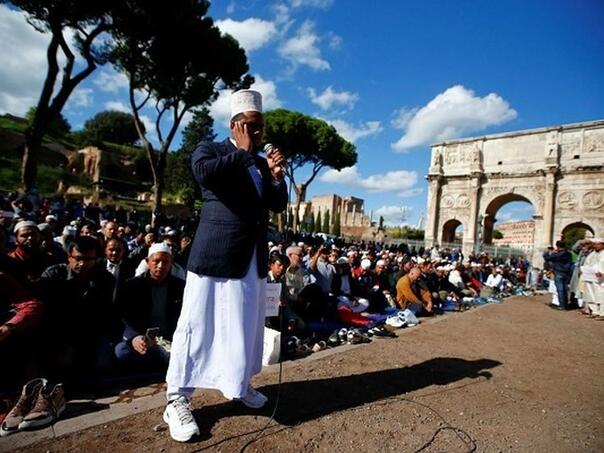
[152,146,169,227]
[21,126,45,192]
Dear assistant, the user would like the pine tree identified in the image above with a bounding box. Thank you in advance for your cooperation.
[323,209,330,233]
[308,211,315,233]
[315,211,322,233]
[333,211,341,237]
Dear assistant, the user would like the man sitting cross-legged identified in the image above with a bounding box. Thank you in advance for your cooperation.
[395,267,433,315]
[115,243,184,370]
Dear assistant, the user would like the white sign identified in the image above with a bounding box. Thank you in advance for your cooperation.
[265,283,281,317]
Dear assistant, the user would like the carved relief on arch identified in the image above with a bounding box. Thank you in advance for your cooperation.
[582,190,604,210]
[441,195,455,208]
[456,194,471,208]
[557,191,577,210]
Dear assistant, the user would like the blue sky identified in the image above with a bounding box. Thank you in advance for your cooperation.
[1,0,603,226]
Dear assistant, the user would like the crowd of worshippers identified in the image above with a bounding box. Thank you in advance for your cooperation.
[0,191,531,397]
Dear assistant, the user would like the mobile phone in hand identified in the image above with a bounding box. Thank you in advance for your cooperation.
[145,327,160,341]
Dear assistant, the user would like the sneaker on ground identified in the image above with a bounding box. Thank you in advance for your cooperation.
[19,383,66,429]
[163,396,200,442]
[0,378,47,437]
[234,386,268,409]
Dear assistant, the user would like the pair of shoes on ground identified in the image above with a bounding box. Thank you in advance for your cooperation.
[164,386,268,442]
[367,325,397,338]
[0,378,66,437]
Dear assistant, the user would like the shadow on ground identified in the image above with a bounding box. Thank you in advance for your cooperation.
[192,356,501,442]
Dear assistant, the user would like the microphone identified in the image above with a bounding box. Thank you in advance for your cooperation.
[264,143,287,174]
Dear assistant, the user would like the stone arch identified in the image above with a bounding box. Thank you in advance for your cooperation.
[424,120,604,267]
[442,218,463,243]
[482,194,534,245]
[561,221,594,239]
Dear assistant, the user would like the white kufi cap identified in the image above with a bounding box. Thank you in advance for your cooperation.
[230,89,262,118]
[148,242,172,257]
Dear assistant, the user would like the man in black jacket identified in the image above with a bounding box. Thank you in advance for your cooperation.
[115,243,183,369]
[543,240,573,310]
[38,236,120,376]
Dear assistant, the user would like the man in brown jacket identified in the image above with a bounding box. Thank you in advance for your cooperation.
[395,267,433,315]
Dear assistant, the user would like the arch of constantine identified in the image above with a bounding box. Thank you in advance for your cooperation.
[424,119,604,266]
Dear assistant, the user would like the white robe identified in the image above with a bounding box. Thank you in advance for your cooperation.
[166,247,266,399]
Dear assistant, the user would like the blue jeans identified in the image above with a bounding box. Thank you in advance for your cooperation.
[115,340,170,370]
[554,273,570,309]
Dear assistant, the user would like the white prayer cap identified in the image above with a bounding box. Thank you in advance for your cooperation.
[268,241,274,247]
[14,220,38,233]
[376,259,386,267]
[63,226,76,236]
[37,223,52,233]
[297,242,305,247]
[100,219,108,227]
[45,214,57,222]
[230,89,262,118]
[347,251,355,257]
[148,242,172,257]
[361,259,372,270]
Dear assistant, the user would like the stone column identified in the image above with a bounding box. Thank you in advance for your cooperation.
[463,175,482,260]
[425,175,442,247]
[543,170,557,247]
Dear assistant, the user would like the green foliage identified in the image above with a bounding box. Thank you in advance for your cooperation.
[165,108,216,208]
[82,110,142,146]
[322,209,330,234]
[389,226,425,240]
[333,211,341,237]
[264,109,357,175]
[308,211,315,233]
[563,227,587,249]
[180,108,216,153]
[108,0,251,215]
[379,216,384,230]
[26,107,71,138]
[315,210,322,234]
[493,229,504,239]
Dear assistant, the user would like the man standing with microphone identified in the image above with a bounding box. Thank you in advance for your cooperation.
[163,90,288,442]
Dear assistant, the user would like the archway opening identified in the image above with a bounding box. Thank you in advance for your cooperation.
[483,196,534,249]
[442,219,463,244]
[561,222,594,248]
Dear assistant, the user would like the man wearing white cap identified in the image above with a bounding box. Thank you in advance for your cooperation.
[164,90,288,442]
[582,237,604,319]
[115,243,184,369]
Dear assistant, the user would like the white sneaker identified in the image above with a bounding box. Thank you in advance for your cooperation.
[163,396,200,442]
[234,386,268,409]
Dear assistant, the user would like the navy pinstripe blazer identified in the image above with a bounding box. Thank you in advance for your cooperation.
[187,138,288,279]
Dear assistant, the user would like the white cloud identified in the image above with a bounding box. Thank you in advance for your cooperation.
[327,32,342,50]
[66,87,93,109]
[209,74,283,127]
[391,85,517,152]
[278,21,330,72]
[325,119,382,143]
[215,18,278,53]
[308,86,358,110]
[104,101,130,113]
[0,5,50,115]
[93,69,129,93]
[289,0,334,8]
[320,165,419,197]
[374,205,413,226]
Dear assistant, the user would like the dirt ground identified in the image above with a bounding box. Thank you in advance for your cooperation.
[18,294,604,452]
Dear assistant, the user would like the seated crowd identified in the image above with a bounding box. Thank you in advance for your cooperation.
[0,193,531,408]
